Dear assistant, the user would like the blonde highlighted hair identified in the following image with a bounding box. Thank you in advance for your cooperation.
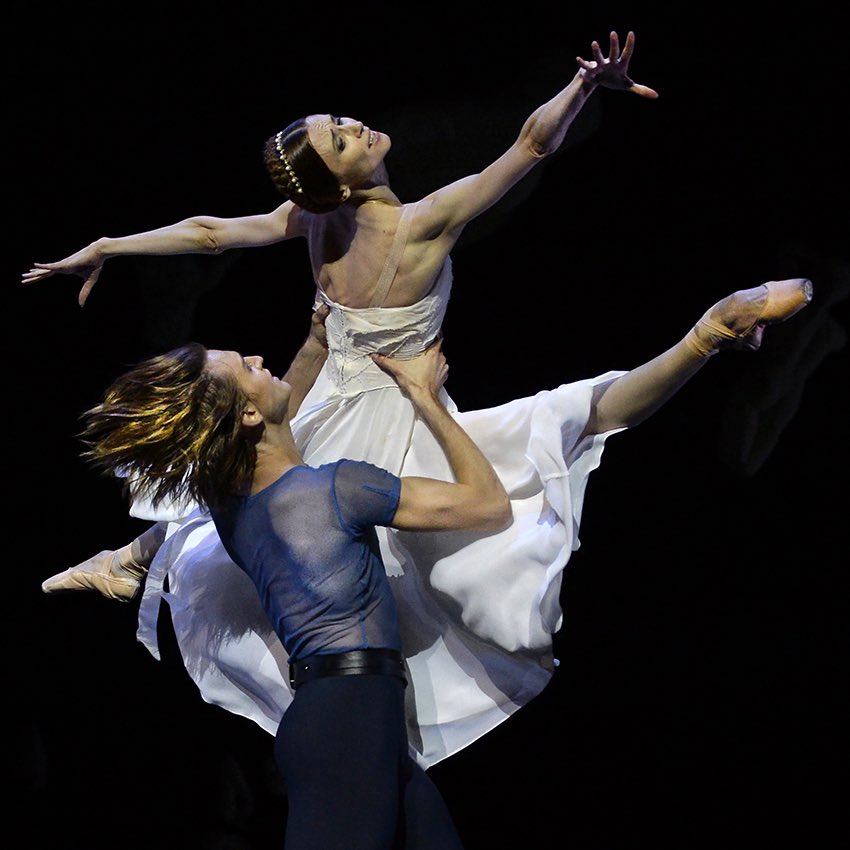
[80,344,256,511]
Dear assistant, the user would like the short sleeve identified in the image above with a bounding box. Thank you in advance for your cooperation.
[332,460,401,534]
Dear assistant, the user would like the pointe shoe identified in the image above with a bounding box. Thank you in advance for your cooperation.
[41,549,146,603]
[686,278,813,357]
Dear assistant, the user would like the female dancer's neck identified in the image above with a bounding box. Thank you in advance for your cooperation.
[348,185,402,208]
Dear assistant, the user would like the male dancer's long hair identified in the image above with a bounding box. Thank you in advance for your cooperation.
[79,344,255,511]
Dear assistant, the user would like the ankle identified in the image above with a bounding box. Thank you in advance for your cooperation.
[112,546,148,581]
[685,316,739,357]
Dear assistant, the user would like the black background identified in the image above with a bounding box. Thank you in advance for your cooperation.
[11,2,849,848]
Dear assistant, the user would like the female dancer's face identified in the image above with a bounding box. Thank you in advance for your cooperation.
[306,114,390,188]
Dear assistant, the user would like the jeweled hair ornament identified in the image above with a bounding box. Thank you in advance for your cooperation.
[275,131,303,194]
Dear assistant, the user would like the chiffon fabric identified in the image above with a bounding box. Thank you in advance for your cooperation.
[133,203,627,769]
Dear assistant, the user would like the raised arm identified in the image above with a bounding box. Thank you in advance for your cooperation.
[372,341,512,533]
[282,303,330,418]
[22,201,305,306]
[422,31,658,239]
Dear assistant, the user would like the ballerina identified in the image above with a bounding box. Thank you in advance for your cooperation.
[29,31,664,767]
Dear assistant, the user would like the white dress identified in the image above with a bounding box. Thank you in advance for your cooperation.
[133,203,627,769]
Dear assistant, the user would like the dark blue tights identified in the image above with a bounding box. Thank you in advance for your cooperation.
[274,674,465,850]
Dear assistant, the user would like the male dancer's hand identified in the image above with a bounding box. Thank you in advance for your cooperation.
[371,337,449,401]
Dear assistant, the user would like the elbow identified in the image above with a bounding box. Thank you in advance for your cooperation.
[513,125,549,161]
[522,131,551,160]
[187,218,225,254]
[528,141,550,160]
[481,494,513,532]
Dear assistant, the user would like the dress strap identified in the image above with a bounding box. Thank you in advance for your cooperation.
[369,201,418,308]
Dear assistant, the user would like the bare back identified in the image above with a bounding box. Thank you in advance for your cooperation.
[305,199,457,309]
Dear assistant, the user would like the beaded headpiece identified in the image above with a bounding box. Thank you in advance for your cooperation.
[274,131,303,194]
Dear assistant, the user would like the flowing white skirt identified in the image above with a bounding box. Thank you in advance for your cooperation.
[135,365,627,768]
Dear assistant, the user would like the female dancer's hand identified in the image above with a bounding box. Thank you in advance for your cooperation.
[22,243,105,306]
[577,31,658,99]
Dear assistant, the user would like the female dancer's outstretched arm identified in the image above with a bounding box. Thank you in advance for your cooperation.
[421,31,658,240]
[23,31,657,306]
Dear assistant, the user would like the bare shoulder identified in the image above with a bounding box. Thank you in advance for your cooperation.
[278,202,310,238]
[406,194,456,242]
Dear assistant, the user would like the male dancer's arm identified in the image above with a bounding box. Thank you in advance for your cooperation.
[373,342,511,533]
[282,304,330,418]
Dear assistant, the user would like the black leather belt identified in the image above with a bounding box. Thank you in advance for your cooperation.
[289,648,407,690]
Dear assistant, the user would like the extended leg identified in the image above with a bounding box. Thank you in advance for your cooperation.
[41,521,166,602]
[585,278,813,436]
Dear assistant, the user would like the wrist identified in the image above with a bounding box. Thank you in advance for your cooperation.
[113,545,148,580]
[577,68,598,95]
[409,387,443,414]
[92,236,112,260]
[300,335,328,361]
[684,325,720,358]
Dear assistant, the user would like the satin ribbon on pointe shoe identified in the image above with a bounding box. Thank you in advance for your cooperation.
[686,278,813,357]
